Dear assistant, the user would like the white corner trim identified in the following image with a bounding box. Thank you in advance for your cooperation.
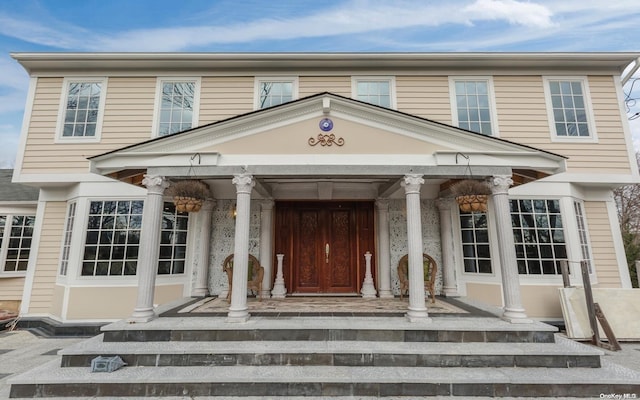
[19,198,47,315]
[613,75,639,178]
[606,199,633,288]
[13,77,38,179]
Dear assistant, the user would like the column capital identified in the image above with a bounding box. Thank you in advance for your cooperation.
[435,197,453,211]
[375,198,389,211]
[490,175,513,195]
[142,175,169,194]
[401,174,424,195]
[260,199,275,211]
[232,173,255,194]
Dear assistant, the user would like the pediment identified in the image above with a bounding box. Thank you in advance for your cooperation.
[90,93,566,179]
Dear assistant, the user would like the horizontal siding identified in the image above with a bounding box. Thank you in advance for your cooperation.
[495,75,631,174]
[299,76,351,98]
[199,76,253,124]
[0,277,26,301]
[584,201,622,288]
[396,76,451,124]
[28,201,66,314]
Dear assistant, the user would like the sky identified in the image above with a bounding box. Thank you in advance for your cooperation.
[1,0,640,167]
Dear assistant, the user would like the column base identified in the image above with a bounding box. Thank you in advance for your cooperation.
[192,288,209,297]
[259,290,271,299]
[128,308,157,323]
[378,290,394,299]
[405,307,430,322]
[360,281,377,298]
[271,281,287,298]
[227,309,250,323]
[442,288,460,297]
[502,307,533,324]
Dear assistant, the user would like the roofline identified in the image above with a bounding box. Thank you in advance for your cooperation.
[11,52,640,76]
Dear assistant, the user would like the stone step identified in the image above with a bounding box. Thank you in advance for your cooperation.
[10,359,640,398]
[59,334,601,369]
[101,316,558,343]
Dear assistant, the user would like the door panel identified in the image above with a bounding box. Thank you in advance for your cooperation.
[275,201,375,294]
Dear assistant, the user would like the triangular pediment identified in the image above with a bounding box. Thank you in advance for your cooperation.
[90,92,566,181]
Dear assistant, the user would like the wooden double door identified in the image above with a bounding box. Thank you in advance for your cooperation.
[274,201,375,294]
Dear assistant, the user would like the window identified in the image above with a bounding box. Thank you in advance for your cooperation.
[0,214,35,273]
[81,200,189,277]
[59,202,76,276]
[159,203,189,275]
[352,77,395,108]
[57,78,106,141]
[511,199,567,275]
[155,79,200,136]
[255,78,297,109]
[544,77,595,140]
[574,201,594,274]
[450,78,496,136]
[459,211,492,273]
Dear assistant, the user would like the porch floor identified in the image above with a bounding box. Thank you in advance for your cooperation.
[161,296,492,318]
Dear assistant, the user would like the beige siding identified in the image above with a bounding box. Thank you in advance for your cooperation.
[22,78,156,174]
[465,282,502,307]
[396,76,452,124]
[299,76,351,98]
[584,201,622,287]
[521,285,563,318]
[494,75,631,174]
[199,76,253,124]
[28,201,65,314]
[0,277,25,301]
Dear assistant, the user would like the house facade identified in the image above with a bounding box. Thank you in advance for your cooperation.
[6,52,639,324]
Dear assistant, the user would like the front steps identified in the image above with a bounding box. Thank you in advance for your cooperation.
[9,315,640,398]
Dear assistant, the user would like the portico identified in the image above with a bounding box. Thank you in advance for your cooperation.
[89,92,566,324]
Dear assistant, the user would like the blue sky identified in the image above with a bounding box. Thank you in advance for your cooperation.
[1,0,640,167]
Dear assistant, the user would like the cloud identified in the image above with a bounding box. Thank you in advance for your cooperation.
[463,0,553,28]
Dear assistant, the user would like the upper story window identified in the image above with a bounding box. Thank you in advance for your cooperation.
[543,77,596,141]
[255,77,297,109]
[56,78,107,142]
[154,78,200,137]
[352,77,395,108]
[0,214,35,274]
[450,77,497,136]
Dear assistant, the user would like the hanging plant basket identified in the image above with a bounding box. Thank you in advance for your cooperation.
[450,179,491,213]
[166,180,210,213]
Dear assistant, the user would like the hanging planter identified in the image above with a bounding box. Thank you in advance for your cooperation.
[451,179,491,213]
[166,180,210,213]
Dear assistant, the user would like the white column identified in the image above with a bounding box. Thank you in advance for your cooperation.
[129,175,169,323]
[436,198,459,297]
[361,251,377,298]
[490,175,532,323]
[192,199,215,297]
[375,199,393,298]
[259,200,274,299]
[271,254,287,298]
[402,174,430,322]
[227,173,255,323]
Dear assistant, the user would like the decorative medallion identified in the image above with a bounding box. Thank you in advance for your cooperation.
[319,118,333,132]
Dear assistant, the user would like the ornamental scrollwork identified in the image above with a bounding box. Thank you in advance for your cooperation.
[308,133,344,147]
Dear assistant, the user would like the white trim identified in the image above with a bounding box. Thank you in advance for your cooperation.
[351,76,397,109]
[543,76,598,143]
[151,77,201,138]
[613,75,640,178]
[253,76,299,110]
[19,198,47,315]
[54,77,108,143]
[56,200,77,279]
[60,284,70,320]
[448,76,500,137]
[184,212,198,297]
[606,198,633,288]
[12,77,37,179]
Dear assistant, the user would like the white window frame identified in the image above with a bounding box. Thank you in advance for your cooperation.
[254,77,298,110]
[449,76,499,137]
[573,200,594,274]
[0,213,36,277]
[58,201,77,277]
[351,76,396,109]
[151,77,201,138]
[543,76,598,143]
[55,77,108,143]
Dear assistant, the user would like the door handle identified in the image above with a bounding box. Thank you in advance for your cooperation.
[325,243,330,264]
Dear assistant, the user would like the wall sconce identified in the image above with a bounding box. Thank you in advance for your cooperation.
[232,203,237,219]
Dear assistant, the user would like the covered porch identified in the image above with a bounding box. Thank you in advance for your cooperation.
[88,93,566,325]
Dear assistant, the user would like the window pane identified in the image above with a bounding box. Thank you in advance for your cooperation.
[549,80,590,138]
[158,81,195,136]
[459,210,491,274]
[62,81,102,138]
[157,202,189,275]
[454,80,492,135]
[356,80,391,108]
